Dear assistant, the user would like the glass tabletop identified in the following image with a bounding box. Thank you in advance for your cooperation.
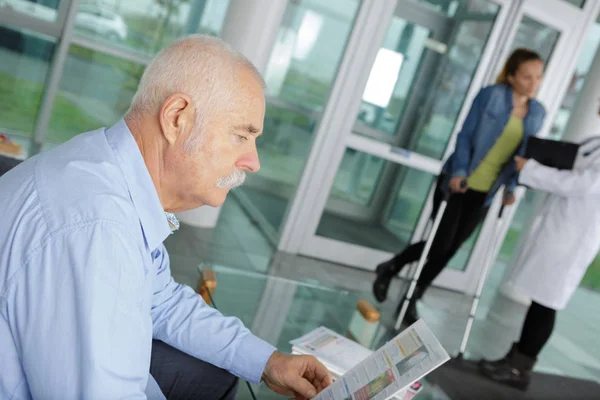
[199,264,452,400]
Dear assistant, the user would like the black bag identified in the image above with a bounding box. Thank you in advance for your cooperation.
[524,137,579,170]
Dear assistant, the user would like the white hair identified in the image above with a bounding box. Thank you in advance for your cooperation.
[127,34,265,151]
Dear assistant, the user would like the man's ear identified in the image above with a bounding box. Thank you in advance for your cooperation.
[159,93,194,145]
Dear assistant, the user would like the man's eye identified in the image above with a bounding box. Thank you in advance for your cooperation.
[237,135,248,141]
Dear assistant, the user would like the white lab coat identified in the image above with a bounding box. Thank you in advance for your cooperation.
[506,137,600,310]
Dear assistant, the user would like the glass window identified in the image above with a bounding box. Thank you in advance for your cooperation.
[45,45,145,145]
[73,0,230,58]
[510,17,560,62]
[582,255,600,290]
[38,0,233,147]
[2,0,61,22]
[549,18,600,139]
[238,0,362,235]
[0,24,55,155]
[411,0,501,159]
[355,17,433,140]
[409,0,461,17]
[354,0,501,160]
[315,149,435,253]
[447,225,482,271]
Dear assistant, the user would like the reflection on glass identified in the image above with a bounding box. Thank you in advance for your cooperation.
[447,225,482,271]
[46,45,145,143]
[362,48,404,109]
[550,19,600,139]
[316,149,435,253]
[330,150,386,206]
[384,168,436,247]
[73,0,230,57]
[412,1,500,159]
[510,17,560,62]
[409,0,460,17]
[354,0,500,159]
[582,254,600,291]
[356,17,431,139]
[2,0,60,22]
[238,0,361,234]
[0,24,55,140]
[565,0,586,8]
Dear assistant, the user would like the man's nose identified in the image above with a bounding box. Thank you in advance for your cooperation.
[236,152,260,173]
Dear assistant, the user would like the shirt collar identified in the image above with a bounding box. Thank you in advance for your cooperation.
[104,119,172,250]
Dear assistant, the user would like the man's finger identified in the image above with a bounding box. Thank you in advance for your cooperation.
[309,359,332,385]
[290,376,317,399]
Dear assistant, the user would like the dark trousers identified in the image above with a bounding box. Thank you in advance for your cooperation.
[150,340,239,400]
[517,301,556,358]
[389,190,488,293]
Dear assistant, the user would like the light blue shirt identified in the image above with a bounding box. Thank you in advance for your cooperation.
[0,120,276,399]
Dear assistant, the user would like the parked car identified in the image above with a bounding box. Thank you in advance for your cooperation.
[1,1,127,42]
[75,5,128,42]
[1,0,58,22]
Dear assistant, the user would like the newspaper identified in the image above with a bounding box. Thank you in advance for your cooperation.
[292,320,449,400]
[291,326,373,379]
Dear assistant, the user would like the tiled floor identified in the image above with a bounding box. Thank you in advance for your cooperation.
[164,196,600,386]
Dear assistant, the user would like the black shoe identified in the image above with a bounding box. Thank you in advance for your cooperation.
[478,343,517,370]
[372,261,395,303]
[479,343,535,391]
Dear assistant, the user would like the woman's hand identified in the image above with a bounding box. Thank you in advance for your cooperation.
[514,156,529,173]
[449,176,468,193]
[502,189,516,206]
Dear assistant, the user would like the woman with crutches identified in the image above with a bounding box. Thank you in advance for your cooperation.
[372,49,546,324]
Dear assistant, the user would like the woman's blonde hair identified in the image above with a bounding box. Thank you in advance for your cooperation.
[496,48,543,85]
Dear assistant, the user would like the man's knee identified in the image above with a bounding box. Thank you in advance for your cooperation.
[151,340,239,399]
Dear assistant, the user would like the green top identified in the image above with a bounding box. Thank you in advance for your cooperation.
[468,116,523,193]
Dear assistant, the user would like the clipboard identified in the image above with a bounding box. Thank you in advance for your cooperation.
[524,137,579,170]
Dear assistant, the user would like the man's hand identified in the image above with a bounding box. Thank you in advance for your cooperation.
[514,156,528,173]
[502,189,516,206]
[262,352,332,400]
[449,176,468,193]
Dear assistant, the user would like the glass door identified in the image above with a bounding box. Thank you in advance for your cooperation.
[290,0,505,292]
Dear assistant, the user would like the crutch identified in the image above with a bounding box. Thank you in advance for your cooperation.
[394,179,467,330]
[455,201,506,362]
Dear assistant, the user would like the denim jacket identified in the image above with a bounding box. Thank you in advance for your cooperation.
[442,84,546,206]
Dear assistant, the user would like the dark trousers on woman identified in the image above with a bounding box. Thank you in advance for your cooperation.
[389,189,488,293]
[150,340,239,400]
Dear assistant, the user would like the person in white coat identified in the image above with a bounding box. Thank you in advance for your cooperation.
[479,136,600,390]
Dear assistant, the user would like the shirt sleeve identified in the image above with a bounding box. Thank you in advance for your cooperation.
[12,221,149,399]
[150,245,276,384]
[452,88,487,178]
[519,159,600,197]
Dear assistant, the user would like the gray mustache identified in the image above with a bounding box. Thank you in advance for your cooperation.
[216,169,246,189]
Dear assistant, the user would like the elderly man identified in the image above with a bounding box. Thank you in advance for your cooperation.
[0,35,331,399]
